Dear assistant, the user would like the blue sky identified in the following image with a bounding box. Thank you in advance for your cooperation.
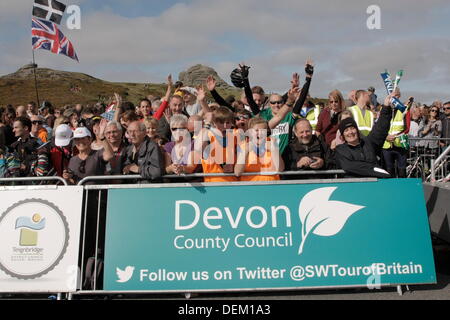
[1,0,450,104]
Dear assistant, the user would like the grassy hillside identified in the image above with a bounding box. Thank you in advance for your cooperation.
[0,66,324,108]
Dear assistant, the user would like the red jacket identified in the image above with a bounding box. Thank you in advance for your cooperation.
[316,108,339,146]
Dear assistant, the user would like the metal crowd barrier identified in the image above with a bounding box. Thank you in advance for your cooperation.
[76,170,347,186]
[0,173,437,300]
[0,176,68,186]
[407,138,450,181]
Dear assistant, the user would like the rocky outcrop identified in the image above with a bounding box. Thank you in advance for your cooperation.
[178,64,231,89]
[1,64,99,82]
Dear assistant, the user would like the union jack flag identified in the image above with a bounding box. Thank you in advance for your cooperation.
[32,17,79,62]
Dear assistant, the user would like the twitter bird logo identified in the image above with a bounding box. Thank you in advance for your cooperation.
[116,266,135,283]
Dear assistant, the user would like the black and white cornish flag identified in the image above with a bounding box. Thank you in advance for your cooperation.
[33,0,67,25]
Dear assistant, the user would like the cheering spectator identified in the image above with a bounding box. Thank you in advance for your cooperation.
[164,115,192,175]
[316,90,345,146]
[418,105,442,167]
[39,101,56,129]
[144,117,159,141]
[49,124,73,177]
[382,91,409,178]
[348,90,374,137]
[188,115,203,139]
[90,117,105,151]
[286,119,329,171]
[185,107,239,183]
[235,110,252,131]
[10,117,42,177]
[408,104,422,148]
[122,121,164,182]
[63,108,79,131]
[2,106,16,147]
[235,118,283,181]
[30,115,49,144]
[440,101,450,147]
[330,110,353,150]
[335,96,394,178]
[27,102,38,117]
[138,98,153,118]
[259,61,315,155]
[180,87,202,116]
[104,121,126,176]
[63,127,114,184]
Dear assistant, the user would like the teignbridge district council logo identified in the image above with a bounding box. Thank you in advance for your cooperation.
[0,199,70,280]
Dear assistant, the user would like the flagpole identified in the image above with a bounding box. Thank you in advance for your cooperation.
[32,49,41,107]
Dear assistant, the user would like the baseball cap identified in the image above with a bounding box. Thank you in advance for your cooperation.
[73,127,92,139]
[54,124,73,147]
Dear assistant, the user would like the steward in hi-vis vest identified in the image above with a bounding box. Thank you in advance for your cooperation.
[349,105,374,137]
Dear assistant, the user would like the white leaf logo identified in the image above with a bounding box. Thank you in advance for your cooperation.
[298,187,365,255]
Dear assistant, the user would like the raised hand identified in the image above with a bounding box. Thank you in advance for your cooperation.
[291,73,300,89]
[287,87,301,104]
[197,85,206,101]
[206,75,216,92]
[384,93,394,106]
[167,74,173,87]
[238,63,250,79]
[305,59,314,77]
[99,118,109,139]
[113,92,122,106]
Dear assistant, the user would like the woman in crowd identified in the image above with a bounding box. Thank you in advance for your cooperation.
[330,110,353,151]
[164,114,192,175]
[316,90,345,147]
[418,105,442,170]
[63,127,114,184]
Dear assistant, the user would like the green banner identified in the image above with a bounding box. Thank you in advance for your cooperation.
[104,179,435,292]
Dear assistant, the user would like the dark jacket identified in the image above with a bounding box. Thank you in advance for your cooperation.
[335,105,393,178]
[287,135,331,171]
[123,136,164,182]
[10,136,42,177]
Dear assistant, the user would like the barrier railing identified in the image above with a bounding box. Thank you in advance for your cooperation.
[0,177,438,300]
[76,170,347,186]
[0,176,68,186]
[407,138,450,181]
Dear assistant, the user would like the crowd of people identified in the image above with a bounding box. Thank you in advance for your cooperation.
[1,61,449,184]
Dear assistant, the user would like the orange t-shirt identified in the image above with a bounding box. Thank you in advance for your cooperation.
[239,138,280,182]
[201,129,238,183]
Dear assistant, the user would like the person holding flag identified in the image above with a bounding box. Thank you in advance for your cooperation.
[382,88,409,178]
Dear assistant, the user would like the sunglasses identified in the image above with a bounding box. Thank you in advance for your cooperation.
[235,116,250,121]
[430,109,438,113]
[171,127,187,131]
[32,121,43,125]
[270,101,283,105]
[444,107,450,110]
[79,160,86,174]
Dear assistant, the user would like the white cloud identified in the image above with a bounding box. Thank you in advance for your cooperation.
[1,0,449,103]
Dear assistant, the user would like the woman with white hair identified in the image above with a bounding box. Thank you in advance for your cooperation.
[164,114,192,175]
